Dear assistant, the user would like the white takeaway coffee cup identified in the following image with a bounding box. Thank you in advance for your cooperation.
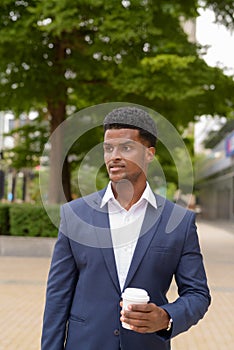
[121,288,150,330]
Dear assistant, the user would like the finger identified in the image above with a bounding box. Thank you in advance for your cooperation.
[120,316,149,332]
[121,311,149,326]
[121,310,149,321]
[127,303,153,312]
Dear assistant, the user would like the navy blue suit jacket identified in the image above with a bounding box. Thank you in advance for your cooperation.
[41,189,211,350]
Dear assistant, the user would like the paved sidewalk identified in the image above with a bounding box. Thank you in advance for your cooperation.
[0,220,233,350]
[171,220,234,349]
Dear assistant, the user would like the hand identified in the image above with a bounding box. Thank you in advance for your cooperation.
[120,301,170,333]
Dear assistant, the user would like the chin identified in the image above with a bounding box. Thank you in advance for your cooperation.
[109,174,126,183]
[110,177,124,183]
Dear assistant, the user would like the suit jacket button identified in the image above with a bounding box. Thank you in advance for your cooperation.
[114,329,120,336]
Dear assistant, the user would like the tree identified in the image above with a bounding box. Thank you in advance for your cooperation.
[203,0,234,29]
[0,0,233,202]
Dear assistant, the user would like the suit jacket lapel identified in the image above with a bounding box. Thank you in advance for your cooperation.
[92,192,120,293]
[123,196,164,289]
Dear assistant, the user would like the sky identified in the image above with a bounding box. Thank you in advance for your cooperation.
[196,8,234,75]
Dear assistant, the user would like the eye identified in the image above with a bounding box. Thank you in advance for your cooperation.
[121,145,132,152]
[103,145,113,153]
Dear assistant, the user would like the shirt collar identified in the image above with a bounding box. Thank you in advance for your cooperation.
[100,182,157,209]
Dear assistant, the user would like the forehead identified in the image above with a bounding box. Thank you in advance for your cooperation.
[104,128,141,143]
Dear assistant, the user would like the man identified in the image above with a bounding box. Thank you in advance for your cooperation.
[41,106,211,350]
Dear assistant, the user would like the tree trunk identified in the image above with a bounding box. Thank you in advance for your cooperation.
[47,100,72,204]
[22,169,32,202]
[11,170,17,202]
[0,170,5,199]
[46,39,72,204]
[62,155,72,202]
[22,171,27,201]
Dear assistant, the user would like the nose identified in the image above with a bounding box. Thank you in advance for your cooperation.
[104,145,122,161]
[111,146,122,160]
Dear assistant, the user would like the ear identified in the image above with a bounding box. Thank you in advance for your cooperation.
[146,147,155,163]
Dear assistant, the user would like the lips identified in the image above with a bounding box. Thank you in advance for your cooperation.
[109,163,125,172]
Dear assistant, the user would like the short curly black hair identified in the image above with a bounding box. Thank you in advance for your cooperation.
[103,107,157,147]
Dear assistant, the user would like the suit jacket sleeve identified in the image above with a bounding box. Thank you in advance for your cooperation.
[160,212,211,339]
[41,205,79,350]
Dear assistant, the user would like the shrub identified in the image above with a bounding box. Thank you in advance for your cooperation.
[8,204,59,237]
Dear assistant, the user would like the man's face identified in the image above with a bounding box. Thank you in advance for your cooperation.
[103,128,155,184]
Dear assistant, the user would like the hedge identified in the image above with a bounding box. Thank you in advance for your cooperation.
[0,203,59,237]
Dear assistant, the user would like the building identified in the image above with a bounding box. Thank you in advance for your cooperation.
[0,112,31,201]
[196,119,234,220]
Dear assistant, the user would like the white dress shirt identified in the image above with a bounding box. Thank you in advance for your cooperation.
[101,182,157,291]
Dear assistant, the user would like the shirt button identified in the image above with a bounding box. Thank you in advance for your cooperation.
[114,329,120,336]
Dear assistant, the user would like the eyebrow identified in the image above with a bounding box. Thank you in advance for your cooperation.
[103,140,135,146]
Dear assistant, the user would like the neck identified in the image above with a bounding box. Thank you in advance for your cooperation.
[111,180,146,210]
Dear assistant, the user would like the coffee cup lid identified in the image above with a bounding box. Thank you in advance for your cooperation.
[122,288,149,302]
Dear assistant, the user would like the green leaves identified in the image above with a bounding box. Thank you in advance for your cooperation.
[1,0,232,119]
[142,55,196,71]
